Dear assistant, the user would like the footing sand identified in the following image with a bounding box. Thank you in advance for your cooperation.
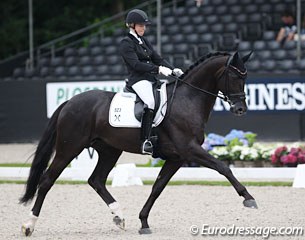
[1,185,304,240]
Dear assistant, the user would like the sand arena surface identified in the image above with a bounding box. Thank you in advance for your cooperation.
[1,184,305,240]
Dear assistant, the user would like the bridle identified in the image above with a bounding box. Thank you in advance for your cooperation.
[171,56,247,105]
[164,55,248,116]
[217,64,247,105]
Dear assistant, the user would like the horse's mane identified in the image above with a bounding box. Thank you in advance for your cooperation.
[180,51,231,79]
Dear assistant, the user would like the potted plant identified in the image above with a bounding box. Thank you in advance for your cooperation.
[239,146,262,167]
[253,143,273,167]
[270,145,305,167]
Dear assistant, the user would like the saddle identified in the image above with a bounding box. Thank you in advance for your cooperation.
[109,81,167,128]
[123,81,162,121]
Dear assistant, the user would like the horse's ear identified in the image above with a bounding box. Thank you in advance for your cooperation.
[229,52,240,67]
[242,51,253,63]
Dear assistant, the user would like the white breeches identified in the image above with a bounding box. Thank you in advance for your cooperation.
[132,80,155,110]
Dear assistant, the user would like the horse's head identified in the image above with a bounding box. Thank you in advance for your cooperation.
[217,51,252,116]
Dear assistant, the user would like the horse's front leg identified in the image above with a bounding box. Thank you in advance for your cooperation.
[139,159,183,234]
[187,142,258,209]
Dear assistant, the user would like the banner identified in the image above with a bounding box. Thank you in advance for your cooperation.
[213,82,305,112]
[46,81,125,118]
[46,80,305,118]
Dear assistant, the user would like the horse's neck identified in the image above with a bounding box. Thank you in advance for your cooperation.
[167,59,224,124]
[186,59,224,91]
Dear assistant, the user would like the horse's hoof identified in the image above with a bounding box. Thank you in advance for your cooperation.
[243,199,258,209]
[139,228,152,234]
[21,225,34,237]
[113,216,125,230]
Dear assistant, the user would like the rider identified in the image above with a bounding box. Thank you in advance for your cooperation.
[119,9,183,155]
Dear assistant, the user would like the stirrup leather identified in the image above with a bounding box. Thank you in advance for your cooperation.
[142,139,153,155]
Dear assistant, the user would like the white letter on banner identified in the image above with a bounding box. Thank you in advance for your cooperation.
[292,82,305,111]
[257,84,275,110]
[213,97,230,111]
[213,98,224,111]
[275,83,292,110]
[247,84,257,110]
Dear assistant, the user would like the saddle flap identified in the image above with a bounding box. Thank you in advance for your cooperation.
[109,82,167,128]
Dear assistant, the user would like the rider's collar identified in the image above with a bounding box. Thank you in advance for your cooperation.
[129,29,143,44]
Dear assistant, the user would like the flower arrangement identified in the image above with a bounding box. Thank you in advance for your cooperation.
[205,129,278,167]
[254,143,273,161]
[209,144,270,162]
[270,145,305,167]
[206,129,259,160]
[203,129,257,151]
[225,129,257,147]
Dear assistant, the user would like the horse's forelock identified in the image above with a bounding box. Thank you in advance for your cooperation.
[229,53,247,74]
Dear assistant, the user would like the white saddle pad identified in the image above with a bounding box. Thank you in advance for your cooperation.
[109,82,167,128]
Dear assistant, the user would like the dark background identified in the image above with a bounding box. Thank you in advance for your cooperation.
[0,0,168,60]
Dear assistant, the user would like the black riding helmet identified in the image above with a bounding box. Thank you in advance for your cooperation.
[125,9,151,26]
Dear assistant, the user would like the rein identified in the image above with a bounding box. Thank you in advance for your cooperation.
[166,55,247,114]
[172,74,230,102]
[166,72,230,117]
[169,66,232,104]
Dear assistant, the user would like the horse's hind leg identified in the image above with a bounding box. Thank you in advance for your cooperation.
[87,143,124,229]
[22,145,83,236]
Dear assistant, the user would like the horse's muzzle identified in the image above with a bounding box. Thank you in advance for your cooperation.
[230,101,247,116]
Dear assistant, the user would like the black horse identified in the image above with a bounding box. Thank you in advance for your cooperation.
[20,51,257,236]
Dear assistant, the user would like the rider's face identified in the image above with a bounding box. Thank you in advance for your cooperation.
[134,24,146,36]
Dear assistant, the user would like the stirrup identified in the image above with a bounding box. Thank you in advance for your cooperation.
[141,140,153,155]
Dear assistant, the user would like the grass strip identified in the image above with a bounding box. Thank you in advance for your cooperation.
[0,163,32,167]
[0,163,71,168]
[0,179,292,187]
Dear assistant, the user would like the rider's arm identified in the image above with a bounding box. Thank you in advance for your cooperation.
[119,38,159,73]
[143,38,174,69]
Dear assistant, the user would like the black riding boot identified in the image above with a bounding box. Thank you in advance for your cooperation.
[140,108,154,155]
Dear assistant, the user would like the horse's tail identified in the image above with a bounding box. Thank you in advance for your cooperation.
[19,101,68,204]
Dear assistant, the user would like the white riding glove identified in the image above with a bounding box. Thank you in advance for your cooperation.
[158,66,173,76]
[172,68,184,77]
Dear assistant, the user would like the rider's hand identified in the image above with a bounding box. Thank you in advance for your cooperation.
[159,66,173,76]
[172,68,184,77]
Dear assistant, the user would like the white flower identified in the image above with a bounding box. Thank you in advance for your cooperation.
[240,147,259,160]
[231,145,244,153]
[210,147,229,157]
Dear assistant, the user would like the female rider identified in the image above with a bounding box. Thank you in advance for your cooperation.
[119,9,183,155]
